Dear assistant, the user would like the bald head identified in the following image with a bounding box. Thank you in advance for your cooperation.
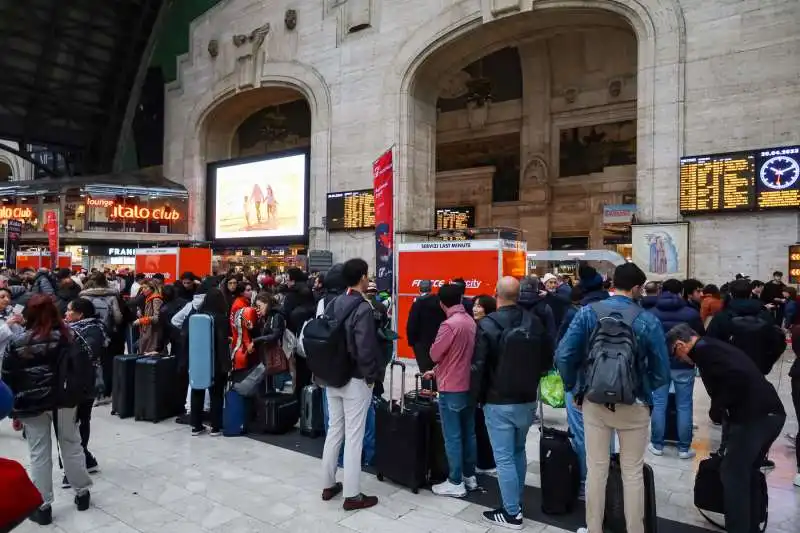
[496,276,520,307]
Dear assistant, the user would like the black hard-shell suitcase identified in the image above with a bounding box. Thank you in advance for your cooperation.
[604,453,658,533]
[539,394,580,515]
[475,405,495,470]
[253,392,299,434]
[112,355,141,418]
[300,384,325,437]
[403,374,448,484]
[134,356,179,422]
[375,361,431,493]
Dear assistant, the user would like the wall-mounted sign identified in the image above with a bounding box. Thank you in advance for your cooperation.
[0,206,34,219]
[86,197,115,208]
[110,205,181,221]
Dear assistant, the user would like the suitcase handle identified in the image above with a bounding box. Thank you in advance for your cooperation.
[388,360,406,412]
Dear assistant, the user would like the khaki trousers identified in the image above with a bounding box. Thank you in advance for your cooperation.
[583,401,650,533]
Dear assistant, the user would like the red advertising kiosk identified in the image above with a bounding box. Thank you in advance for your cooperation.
[16,251,73,271]
[134,247,212,282]
[395,229,527,359]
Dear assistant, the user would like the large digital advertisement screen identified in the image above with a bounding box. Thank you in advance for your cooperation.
[209,152,308,242]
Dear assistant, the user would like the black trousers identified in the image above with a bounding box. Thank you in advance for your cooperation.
[413,343,434,373]
[721,413,785,533]
[190,378,225,431]
[792,377,800,470]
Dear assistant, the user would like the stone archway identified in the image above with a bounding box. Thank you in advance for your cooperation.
[176,61,332,243]
[384,0,686,236]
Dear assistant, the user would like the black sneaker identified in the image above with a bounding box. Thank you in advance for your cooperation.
[29,506,52,525]
[482,508,523,530]
[191,426,206,436]
[85,453,99,473]
[62,475,71,488]
[761,458,776,470]
[75,491,91,511]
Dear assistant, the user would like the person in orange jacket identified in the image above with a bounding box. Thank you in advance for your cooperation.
[700,284,724,326]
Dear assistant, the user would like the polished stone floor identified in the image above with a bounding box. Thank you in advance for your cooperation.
[2,355,798,533]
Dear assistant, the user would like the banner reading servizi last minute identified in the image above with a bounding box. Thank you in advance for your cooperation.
[373,148,394,292]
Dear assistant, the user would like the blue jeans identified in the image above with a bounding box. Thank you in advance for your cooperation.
[484,402,535,516]
[650,368,694,452]
[437,392,477,484]
[566,391,616,490]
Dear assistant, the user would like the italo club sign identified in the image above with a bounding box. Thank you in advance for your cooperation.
[0,206,34,219]
[87,197,180,221]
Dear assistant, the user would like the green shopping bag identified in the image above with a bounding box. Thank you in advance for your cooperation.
[539,369,566,408]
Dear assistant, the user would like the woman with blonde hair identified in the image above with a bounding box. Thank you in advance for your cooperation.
[133,279,164,353]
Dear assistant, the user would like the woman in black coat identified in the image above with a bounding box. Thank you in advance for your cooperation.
[253,292,288,391]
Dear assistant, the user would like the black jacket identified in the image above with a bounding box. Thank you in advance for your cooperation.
[283,285,315,334]
[253,310,286,350]
[518,283,557,341]
[544,290,572,328]
[208,311,232,375]
[160,297,188,354]
[691,337,784,424]
[69,318,109,367]
[473,305,553,405]
[332,291,381,384]
[406,293,445,348]
[55,280,82,316]
[706,298,783,373]
[1,328,69,417]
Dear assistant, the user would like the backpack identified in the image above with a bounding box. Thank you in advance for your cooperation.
[729,312,784,374]
[296,298,328,359]
[584,302,643,406]
[57,332,95,407]
[485,310,547,400]
[91,296,115,332]
[302,296,363,388]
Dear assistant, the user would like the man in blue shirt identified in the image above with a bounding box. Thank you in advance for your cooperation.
[557,263,670,533]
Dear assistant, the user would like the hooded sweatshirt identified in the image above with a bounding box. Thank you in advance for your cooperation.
[649,291,704,370]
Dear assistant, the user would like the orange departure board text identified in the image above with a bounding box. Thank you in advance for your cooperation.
[435,207,475,230]
[679,152,755,214]
[326,189,375,231]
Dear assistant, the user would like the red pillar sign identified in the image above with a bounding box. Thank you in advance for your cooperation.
[373,148,394,292]
[45,210,59,269]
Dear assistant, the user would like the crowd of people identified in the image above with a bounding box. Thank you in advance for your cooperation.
[0,260,797,533]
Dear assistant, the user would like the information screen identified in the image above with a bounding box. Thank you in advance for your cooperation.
[679,152,755,213]
[326,189,375,231]
[755,146,800,210]
[435,206,475,230]
[680,145,800,215]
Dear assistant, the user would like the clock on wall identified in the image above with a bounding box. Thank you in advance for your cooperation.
[759,155,799,190]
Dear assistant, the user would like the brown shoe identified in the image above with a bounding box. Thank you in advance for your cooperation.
[322,482,343,501]
[343,494,378,511]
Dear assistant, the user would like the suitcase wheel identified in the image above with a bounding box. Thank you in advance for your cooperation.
[412,487,419,494]
[376,473,384,482]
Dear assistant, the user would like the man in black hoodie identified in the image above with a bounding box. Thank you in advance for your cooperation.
[55,268,82,316]
[666,324,784,533]
[518,276,557,342]
[406,280,445,373]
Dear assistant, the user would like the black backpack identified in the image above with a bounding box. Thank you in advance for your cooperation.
[302,296,363,388]
[486,310,546,400]
[584,302,642,406]
[57,333,95,407]
[729,312,784,374]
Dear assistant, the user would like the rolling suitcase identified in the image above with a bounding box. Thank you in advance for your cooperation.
[252,392,299,434]
[476,406,496,471]
[539,397,580,515]
[188,314,214,390]
[374,361,430,494]
[134,356,179,422]
[300,384,325,437]
[403,374,448,484]
[112,354,141,418]
[223,389,247,436]
[604,453,658,533]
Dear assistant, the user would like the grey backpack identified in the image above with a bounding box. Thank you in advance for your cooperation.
[584,302,643,405]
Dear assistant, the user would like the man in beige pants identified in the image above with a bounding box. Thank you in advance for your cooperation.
[557,263,670,533]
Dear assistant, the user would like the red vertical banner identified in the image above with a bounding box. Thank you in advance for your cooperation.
[45,210,59,269]
[373,148,394,292]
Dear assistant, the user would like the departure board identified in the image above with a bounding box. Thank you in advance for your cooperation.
[755,146,800,210]
[326,189,375,231]
[680,145,800,214]
[435,206,475,230]
[679,152,755,214]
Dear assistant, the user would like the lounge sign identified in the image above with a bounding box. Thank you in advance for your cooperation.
[87,197,180,221]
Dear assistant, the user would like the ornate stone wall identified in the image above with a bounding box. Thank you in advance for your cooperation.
[163,0,800,282]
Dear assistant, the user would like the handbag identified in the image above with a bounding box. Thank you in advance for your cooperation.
[539,369,566,408]
[232,363,266,397]
[0,458,44,531]
[265,344,289,376]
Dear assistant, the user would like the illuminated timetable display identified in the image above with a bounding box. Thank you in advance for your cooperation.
[679,152,755,213]
[326,189,375,230]
[680,145,800,214]
[435,206,475,230]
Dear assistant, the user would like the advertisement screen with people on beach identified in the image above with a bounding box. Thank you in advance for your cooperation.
[212,152,307,240]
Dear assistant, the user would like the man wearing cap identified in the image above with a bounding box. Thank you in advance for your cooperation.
[407,280,446,373]
[542,273,571,328]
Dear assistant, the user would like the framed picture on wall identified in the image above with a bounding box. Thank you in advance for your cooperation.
[631,223,689,281]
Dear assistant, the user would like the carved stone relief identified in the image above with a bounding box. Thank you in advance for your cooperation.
[285,9,297,30]
[233,23,272,89]
[346,0,372,33]
[207,39,219,59]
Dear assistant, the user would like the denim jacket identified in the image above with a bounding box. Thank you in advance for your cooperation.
[555,295,670,405]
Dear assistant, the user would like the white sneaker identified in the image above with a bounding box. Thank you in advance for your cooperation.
[476,467,497,475]
[793,473,800,488]
[577,528,588,533]
[432,480,467,498]
[678,449,696,460]
[647,443,663,456]
[464,476,479,491]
